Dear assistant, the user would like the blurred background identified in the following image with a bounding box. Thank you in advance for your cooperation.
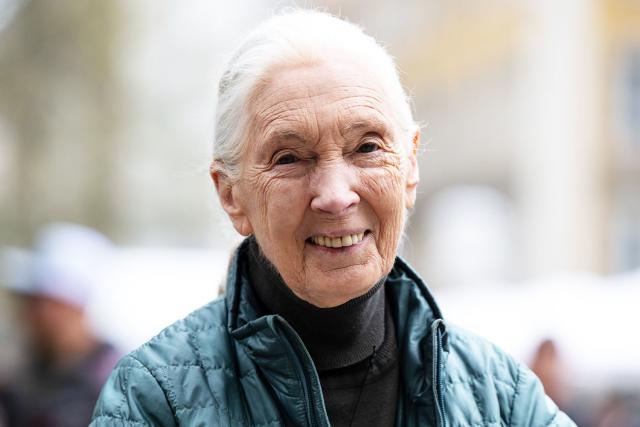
[0,0,639,425]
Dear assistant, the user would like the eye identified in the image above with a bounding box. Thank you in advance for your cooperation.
[275,153,299,165]
[356,141,380,153]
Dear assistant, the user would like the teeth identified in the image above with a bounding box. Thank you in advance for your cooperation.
[311,232,366,248]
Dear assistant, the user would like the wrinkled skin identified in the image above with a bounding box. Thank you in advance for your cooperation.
[213,61,419,307]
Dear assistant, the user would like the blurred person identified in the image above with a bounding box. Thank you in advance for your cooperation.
[596,394,640,427]
[530,338,569,410]
[91,10,575,426]
[0,402,7,427]
[0,224,121,427]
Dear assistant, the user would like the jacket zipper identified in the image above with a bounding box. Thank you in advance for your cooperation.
[431,319,448,427]
[276,317,328,427]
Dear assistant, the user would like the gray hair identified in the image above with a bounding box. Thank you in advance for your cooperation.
[213,9,417,181]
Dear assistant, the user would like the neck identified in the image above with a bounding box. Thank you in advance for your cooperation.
[246,237,387,370]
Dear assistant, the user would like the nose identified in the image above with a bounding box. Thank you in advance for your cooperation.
[310,162,360,215]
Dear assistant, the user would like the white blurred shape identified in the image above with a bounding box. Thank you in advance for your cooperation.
[435,269,640,391]
[424,185,513,286]
[88,246,229,352]
[0,0,25,33]
[2,223,113,309]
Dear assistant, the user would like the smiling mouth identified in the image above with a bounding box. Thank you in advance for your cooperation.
[308,231,368,249]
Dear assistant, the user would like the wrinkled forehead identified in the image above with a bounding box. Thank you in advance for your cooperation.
[247,61,403,144]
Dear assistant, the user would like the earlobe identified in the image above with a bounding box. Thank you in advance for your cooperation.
[210,165,253,236]
[405,130,420,209]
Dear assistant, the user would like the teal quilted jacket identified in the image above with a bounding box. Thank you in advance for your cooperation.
[91,240,575,426]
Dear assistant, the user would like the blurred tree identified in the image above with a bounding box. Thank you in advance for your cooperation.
[0,0,120,245]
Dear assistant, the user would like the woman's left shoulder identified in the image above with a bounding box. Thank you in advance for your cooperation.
[441,323,576,426]
[444,323,521,384]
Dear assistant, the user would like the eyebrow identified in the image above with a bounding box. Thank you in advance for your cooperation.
[261,117,391,147]
[262,128,308,147]
[340,117,391,136]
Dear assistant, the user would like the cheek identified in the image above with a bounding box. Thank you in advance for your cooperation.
[359,166,406,260]
[246,173,308,238]
[245,174,310,285]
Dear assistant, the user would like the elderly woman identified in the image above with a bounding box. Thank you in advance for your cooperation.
[91,10,575,427]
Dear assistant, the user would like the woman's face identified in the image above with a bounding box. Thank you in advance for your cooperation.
[215,61,419,307]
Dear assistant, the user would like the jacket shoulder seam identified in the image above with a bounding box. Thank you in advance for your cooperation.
[135,323,226,351]
[121,360,254,375]
[174,324,227,334]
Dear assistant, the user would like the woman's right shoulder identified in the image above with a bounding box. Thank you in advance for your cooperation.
[91,297,233,426]
[129,297,230,369]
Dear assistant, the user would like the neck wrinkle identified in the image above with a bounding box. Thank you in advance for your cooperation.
[246,237,387,371]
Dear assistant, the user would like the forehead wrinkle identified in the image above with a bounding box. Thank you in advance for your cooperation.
[254,72,386,115]
[259,80,385,114]
[252,83,313,122]
[327,84,406,135]
[257,109,318,147]
[334,86,385,107]
[255,100,309,125]
[251,75,396,152]
[323,91,385,107]
[323,90,390,118]
[253,96,312,133]
[325,82,385,96]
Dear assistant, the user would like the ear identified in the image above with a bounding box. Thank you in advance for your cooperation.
[210,163,253,236]
[404,130,420,209]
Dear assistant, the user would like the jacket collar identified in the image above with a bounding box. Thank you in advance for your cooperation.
[385,256,449,412]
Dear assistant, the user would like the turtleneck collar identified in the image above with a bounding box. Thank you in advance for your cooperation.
[246,237,387,371]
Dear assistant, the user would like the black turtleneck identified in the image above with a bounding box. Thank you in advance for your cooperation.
[246,238,399,427]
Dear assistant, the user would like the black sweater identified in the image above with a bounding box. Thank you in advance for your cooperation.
[246,238,399,426]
